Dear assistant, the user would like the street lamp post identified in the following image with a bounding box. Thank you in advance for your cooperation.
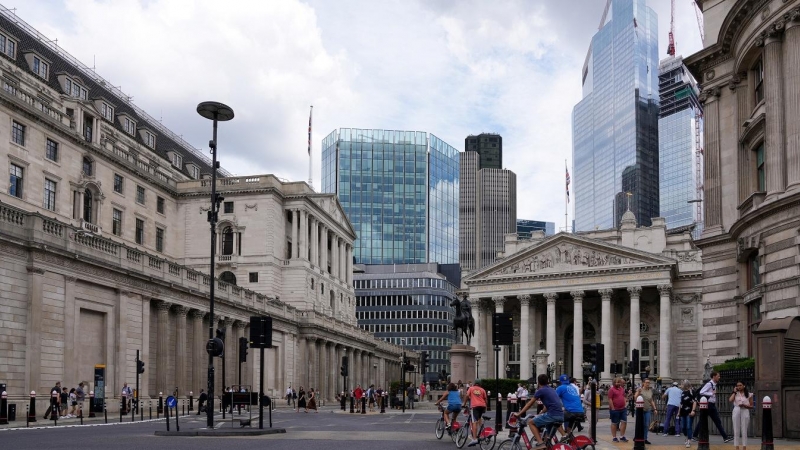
[475,353,481,379]
[530,355,536,382]
[197,101,234,429]
[557,359,564,380]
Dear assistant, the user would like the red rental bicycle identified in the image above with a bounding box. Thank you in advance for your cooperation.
[435,404,462,443]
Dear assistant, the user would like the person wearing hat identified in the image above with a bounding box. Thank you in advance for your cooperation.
[662,381,683,436]
[556,374,585,439]
[515,374,564,449]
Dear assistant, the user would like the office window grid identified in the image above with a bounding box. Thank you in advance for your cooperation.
[45,138,58,161]
[112,208,123,236]
[11,121,25,146]
[8,163,23,198]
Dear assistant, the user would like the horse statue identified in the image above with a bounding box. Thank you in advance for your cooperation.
[450,295,475,346]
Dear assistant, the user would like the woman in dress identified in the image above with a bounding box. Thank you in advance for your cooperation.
[296,386,306,413]
[729,380,753,450]
[307,388,318,413]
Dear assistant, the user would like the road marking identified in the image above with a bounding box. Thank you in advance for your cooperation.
[405,413,416,423]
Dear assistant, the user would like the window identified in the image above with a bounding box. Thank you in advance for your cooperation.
[112,209,122,236]
[82,157,93,176]
[135,218,144,244]
[170,152,182,167]
[188,165,200,179]
[45,139,58,162]
[220,271,237,286]
[113,174,124,194]
[747,300,761,356]
[101,102,114,121]
[83,190,94,223]
[249,272,259,283]
[157,196,165,214]
[756,143,765,192]
[748,252,761,289]
[754,58,764,104]
[136,185,145,204]
[43,179,56,211]
[0,34,16,58]
[123,117,136,135]
[222,226,234,255]
[156,227,164,252]
[11,121,25,146]
[224,201,234,213]
[32,56,48,79]
[145,131,156,148]
[65,78,71,96]
[8,163,22,198]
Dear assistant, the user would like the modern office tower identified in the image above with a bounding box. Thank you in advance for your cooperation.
[459,149,517,272]
[516,219,556,238]
[322,129,459,265]
[658,55,702,233]
[572,0,660,231]
[465,133,502,169]
[354,263,460,381]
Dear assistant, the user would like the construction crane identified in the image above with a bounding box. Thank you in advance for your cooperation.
[693,0,705,42]
[667,0,676,55]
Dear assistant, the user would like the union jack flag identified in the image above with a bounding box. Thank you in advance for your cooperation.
[566,165,571,203]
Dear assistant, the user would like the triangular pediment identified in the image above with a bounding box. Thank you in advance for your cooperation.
[309,194,356,239]
[465,233,676,281]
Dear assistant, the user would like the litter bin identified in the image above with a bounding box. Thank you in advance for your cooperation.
[8,403,16,421]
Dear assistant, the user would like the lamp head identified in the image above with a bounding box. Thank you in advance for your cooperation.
[197,101,235,121]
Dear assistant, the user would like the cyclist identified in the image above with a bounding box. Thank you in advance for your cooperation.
[555,374,585,439]
[434,382,462,430]
[515,374,565,449]
[462,379,488,447]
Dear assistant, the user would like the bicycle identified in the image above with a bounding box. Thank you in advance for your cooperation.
[558,413,595,450]
[497,414,569,450]
[455,405,496,450]
[436,404,463,442]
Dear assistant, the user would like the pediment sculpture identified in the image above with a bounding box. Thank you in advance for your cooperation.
[491,244,641,276]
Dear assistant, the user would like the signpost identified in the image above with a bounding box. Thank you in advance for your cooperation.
[249,315,273,429]
[166,395,179,432]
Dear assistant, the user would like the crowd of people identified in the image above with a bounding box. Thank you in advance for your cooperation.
[42,381,87,420]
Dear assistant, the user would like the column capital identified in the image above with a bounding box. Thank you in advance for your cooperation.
[543,292,558,303]
[786,8,800,29]
[627,286,642,298]
[221,317,234,327]
[491,296,506,307]
[156,300,172,313]
[598,288,614,300]
[698,87,720,105]
[173,305,189,318]
[26,266,45,275]
[569,290,585,301]
[235,320,247,330]
[517,294,531,306]
[190,309,206,320]
[657,284,672,296]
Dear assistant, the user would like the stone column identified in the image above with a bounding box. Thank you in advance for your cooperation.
[473,298,483,363]
[492,296,506,374]
[310,216,317,265]
[297,337,307,388]
[234,321,247,387]
[306,337,317,390]
[345,347,353,390]
[760,26,787,198]
[320,226,328,271]
[658,285,672,381]
[291,209,299,259]
[64,276,78,386]
[222,318,234,388]
[174,305,188,394]
[328,343,337,400]
[700,88,722,232]
[518,295,531,380]
[599,289,614,383]
[347,246,353,286]
[115,290,130,400]
[299,210,307,260]
[342,243,348,282]
[156,301,172,395]
[731,76,752,202]
[25,267,45,393]
[785,14,800,190]
[544,293,557,366]
[628,287,642,363]
[191,310,206,392]
[333,237,340,280]
[318,339,327,395]
[570,291,584,377]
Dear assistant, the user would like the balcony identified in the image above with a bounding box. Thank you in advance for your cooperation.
[80,219,101,235]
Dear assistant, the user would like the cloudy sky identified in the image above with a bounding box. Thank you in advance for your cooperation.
[13,0,703,227]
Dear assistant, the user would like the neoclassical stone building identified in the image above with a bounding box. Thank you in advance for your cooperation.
[685,0,800,361]
[464,213,703,384]
[0,10,403,411]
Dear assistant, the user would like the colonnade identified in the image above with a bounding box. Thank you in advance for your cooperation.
[289,208,353,286]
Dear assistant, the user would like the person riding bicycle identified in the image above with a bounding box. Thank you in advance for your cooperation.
[435,382,462,430]
[555,374,585,440]
[462,379,488,447]
[515,374,565,449]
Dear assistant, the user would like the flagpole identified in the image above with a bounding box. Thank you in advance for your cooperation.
[565,160,568,233]
[308,105,313,188]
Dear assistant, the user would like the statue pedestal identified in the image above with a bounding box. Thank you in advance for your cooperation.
[449,344,477,384]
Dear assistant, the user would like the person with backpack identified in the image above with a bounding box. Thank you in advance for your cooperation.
[694,371,733,443]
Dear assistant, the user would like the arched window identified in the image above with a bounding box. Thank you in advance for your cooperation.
[222,226,234,255]
[83,189,93,223]
[220,271,237,286]
[82,157,93,176]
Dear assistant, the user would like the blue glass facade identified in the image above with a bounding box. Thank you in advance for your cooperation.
[573,0,660,231]
[658,56,702,234]
[516,219,556,237]
[322,129,459,265]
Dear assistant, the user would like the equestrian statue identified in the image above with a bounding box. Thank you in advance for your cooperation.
[450,295,475,346]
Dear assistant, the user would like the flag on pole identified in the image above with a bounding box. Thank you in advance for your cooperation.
[308,106,313,156]
[566,164,571,203]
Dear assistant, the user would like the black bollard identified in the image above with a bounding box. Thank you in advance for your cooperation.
[487,391,492,411]
[52,390,59,426]
[79,403,83,425]
[341,392,346,411]
[89,392,96,418]
[633,395,646,450]
[165,404,170,432]
[189,392,194,412]
[27,391,36,423]
[495,394,503,432]
[175,405,180,432]
[0,390,8,425]
[697,397,709,450]
[120,399,124,423]
[149,400,152,420]
[361,397,366,414]
[350,394,355,413]
[380,393,386,414]
[121,394,127,417]
[103,400,108,424]
[761,396,773,450]
[26,405,29,427]
[158,393,163,417]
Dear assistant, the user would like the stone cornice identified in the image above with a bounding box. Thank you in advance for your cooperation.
[729,192,800,238]
[464,262,673,286]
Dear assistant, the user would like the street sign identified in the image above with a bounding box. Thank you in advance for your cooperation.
[166,396,177,409]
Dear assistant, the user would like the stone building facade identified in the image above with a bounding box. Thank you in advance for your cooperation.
[0,10,404,411]
[685,0,800,361]
[463,212,703,384]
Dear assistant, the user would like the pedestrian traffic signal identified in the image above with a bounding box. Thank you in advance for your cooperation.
[239,337,248,363]
[420,351,429,374]
[631,348,640,374]
[340,356,349,377]
[137,359,145,374]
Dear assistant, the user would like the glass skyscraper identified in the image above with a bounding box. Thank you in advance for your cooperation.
[322,129,459,265]
[658,56,702,234]
[573,0,660,231]
[516,219,556,237]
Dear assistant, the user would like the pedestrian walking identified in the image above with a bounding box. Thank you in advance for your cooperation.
[608,377,629,443]
[44,381,62,419]
[634,378,657,444]
[662,381,682,435]
[296,387,306,412]
[59,387,69,419]
[197,389,207,414]
[307,388,318,413]
[729,380,753,450]
[695,371,733,442]
[679,381,697,448]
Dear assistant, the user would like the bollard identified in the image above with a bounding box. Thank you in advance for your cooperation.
[361,397,366,415]
[761,396,773,450]
[26,405,29,427]
[349,394,355,413]
[158,392,163,417]
[121,394,127,416]
[189,392,194,412]
[697,397,709,450]
[182,399,185,417]
[536,399,543,414]
[103,400,107,424]
[27,391,36,422]
[495,393,503,432]
[380,392,386,414]
[165,402,170,432]
[120,398,124,423]
[487,391,492,411]
[0,391,8,425]
[633,395,645,450]
[79,402,83,425]
[506,393,516,426]
[52,390,59,426]
[88,391,96,418]
[341,391,346,411]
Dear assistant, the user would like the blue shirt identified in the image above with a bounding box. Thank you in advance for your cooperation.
[447,390,461,406]
[665,386,682,406]
[556,384,584,413]
[534,386,564,419]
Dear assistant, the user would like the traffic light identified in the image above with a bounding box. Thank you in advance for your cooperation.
[420,351,429,374]
[137,359,145,374]
[239,337,248,363]
[595,343,604,373]
[340,356,349,377]
[585,344,597,365]
[632,348,640,374]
